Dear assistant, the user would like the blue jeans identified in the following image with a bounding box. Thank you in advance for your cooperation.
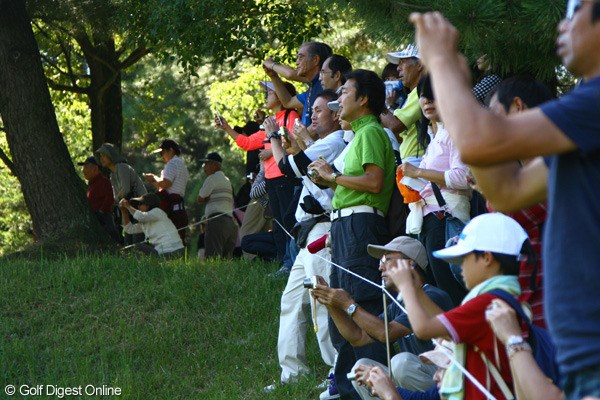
[563,364,600,400]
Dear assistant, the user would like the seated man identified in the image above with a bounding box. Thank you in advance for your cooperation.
[119,192,184,258]
[361,340,453,400]
[312,236,453,399]
[387,213,532,400]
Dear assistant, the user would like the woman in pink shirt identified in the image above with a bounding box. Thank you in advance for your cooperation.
[400,75,471,306]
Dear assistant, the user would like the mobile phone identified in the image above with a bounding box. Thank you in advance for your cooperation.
[214,105,222,125]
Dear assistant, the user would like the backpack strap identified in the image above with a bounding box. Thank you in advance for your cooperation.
[478,349,515,400]
[283,109,292,128]
[488,289,532,325]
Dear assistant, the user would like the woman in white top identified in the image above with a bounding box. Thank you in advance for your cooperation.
[120,192,184,257]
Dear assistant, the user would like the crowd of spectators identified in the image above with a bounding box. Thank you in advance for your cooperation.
[75,3,600,398]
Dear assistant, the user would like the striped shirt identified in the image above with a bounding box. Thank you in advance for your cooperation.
[162,156,189,196]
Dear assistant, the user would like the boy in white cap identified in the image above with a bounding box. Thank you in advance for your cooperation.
[387,213,533,400]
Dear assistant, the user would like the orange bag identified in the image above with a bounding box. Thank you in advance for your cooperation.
[396,168,422,204]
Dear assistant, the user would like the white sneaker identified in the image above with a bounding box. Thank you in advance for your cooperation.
[319,387,340,400]
[263,383,278,393]
[318,372,340,399]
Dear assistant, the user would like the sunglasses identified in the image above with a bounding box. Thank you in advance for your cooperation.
[566,0,597,19]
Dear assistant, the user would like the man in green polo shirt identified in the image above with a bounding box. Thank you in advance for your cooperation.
[380,44,426,166]
[309,69,396,400]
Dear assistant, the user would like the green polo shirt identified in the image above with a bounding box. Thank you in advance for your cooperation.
[393,88,425,160]
[332,114,396,214]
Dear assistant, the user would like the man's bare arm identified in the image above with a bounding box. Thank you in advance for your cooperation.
[410,12,577,166]
[264,66,304,111]
[471,157,548,213]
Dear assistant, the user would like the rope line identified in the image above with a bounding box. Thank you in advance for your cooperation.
[271,217,498,400]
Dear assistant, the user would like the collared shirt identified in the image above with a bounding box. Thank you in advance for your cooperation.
[162,155,189,197]
[87,173,114,213]
[419,124,471,217]
[296,74,323,126]
[288,130,347,222]
[332,115,396,213]
[198,170,234,217]
[393,88,425,160]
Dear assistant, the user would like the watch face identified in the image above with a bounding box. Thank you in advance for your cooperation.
[347,304,357,316]
[507,335,525,346]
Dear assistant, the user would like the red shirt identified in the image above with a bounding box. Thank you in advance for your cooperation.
[234,108,299,179]
[509,203,546,328]
[487,201,547,328]
[438,294,514,400]
[87,173,114,213]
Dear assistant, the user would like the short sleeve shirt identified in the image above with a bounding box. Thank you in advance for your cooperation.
[296,75,323,126]
[539,75,600,374]
[332,115,396,213]
[382,285,454,355]
[198,170,234,217]
[437,294,513,400]
[393,88,425,160]
[162,156,189,197]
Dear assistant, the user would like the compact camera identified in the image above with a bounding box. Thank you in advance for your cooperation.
[347,372,356,381]
[303,276,318,289]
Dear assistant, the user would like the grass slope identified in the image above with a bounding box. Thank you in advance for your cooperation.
[0,255,330,399]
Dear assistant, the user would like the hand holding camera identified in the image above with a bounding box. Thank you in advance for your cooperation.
[262,116,279,136]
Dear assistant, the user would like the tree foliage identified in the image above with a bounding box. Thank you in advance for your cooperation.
[324,0,566,82]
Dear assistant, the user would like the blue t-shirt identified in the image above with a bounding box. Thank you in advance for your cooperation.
[540,76,600,375]
[380,285,454,355]
[296,74,323,126]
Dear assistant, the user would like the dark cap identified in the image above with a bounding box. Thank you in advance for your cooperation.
[77,156,100,166]
[129,192,161,210]
[151,139,181,155]
[199,152,223,163]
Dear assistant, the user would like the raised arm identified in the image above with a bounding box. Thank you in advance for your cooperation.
[263,66,304,111]
[410,12,576,166]
[387,259,448,339]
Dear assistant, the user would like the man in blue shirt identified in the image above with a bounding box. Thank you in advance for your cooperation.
[263,41,332,126]
[408,2,600,399]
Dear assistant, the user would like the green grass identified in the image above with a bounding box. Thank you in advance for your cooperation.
[0,255,331,399]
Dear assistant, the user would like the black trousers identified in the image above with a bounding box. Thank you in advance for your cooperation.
[419,213,467,307]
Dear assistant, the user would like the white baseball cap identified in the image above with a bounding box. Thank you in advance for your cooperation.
[386,44,420,64]
[433,213,529,265]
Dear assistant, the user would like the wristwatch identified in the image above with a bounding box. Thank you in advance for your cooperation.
[506,335,532,358]
[331,171,342,183]
[346,303,358,319]
[267,131,281,140]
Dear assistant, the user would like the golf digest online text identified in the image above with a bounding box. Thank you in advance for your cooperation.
[5,384,122,397]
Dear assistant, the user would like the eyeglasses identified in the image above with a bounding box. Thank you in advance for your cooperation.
[566,0,597,19]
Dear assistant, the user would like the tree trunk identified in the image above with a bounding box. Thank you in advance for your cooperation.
[0,0,112,248]
[84,37,124,151]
